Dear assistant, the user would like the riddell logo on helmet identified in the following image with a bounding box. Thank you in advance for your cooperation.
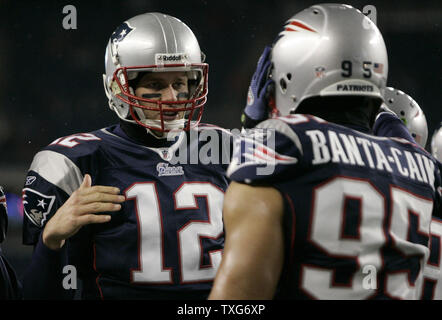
[156,53,188,64]
[337,84,374,92]
[162,55,182,61]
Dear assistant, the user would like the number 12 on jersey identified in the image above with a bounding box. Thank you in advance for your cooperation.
[126,182,224,284]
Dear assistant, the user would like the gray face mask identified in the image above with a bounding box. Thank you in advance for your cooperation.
[0,187,8,243]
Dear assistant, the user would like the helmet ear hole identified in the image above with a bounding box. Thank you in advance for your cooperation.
[287,73,292,81]
[279,78,287,93]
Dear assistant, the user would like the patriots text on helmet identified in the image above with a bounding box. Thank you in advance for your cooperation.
[336,84,374,92]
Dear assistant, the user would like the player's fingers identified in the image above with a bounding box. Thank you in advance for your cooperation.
[77,214,112,226]
[86,185,121,195]
[77,202,121,215]
[79,174,92,190]
[257,46,271,67]
[258,79,274,99]
[257,60,272,92]
[79,192,125,205]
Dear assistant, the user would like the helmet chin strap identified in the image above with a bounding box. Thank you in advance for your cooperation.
[142,118,186,139]
[132,91,190,139]
[132,104,186,139]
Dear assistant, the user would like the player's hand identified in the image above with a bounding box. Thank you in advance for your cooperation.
[42,174,125,250]
[241,46,275,129]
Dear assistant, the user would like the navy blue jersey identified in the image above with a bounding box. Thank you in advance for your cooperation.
[0,250,22,300]
[373,112,417,145]
[421,217,442,299]
[22,123,232,299]
[1,190,22,300]
[373,112,442,299]
[228,114,442,300]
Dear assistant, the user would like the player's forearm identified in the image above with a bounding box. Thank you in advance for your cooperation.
[42,228,66,251]
[209,183,285,300]
[209,259,277,299]
[23,234,74,300]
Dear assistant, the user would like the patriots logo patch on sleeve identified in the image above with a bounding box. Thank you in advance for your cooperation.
[22,188,56,227]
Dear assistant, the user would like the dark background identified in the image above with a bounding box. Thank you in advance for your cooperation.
[1,0,441,286]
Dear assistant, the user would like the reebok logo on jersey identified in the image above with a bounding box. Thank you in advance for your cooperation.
[25,176,37,186]
[157,162,184,177]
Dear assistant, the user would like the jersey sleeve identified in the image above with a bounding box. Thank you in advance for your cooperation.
[22,234,73,300]
[227,118,302,184]
[21,129,105,245]
[422,217,442,299]
[21,152,77,299]
[21,135,102,299]
[0,251,23,300]
[373,112,416,143]
[22,149,85,245]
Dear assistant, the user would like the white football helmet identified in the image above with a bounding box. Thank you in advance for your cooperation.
[431,123,442,162]
[270,4,388,115]
[381,87,428,147]
[103,13,208,136]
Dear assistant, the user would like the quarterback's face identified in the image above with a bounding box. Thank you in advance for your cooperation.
[134,71,189,121]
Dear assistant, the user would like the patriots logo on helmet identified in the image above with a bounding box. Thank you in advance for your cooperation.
[111,22,135,43]
[22,188,56,227]
[284,20,317,33]
[275,19,318,45]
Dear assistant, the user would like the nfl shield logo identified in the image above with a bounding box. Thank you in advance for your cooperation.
[22,188,56,227]
[315,66,326,79]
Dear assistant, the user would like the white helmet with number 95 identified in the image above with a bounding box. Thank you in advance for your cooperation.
[270,3,388,116]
